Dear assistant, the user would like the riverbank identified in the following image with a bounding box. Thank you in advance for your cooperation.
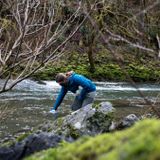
[32,49,160,82]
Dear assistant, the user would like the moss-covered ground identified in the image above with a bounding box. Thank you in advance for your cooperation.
[32,49,160,82]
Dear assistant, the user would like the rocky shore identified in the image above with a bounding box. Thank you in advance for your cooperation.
[0,102,156,160]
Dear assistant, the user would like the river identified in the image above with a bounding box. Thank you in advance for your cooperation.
[0,79,160,141]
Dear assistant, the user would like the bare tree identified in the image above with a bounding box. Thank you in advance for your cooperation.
[0,0,91,93]
[84,0,160,117]
[1,0,158,93]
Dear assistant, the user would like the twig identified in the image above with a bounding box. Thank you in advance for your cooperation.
[156,34,160,58]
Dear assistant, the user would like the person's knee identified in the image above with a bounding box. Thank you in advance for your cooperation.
[71,96,82,111]
[82,97,94,107]
[71,104,82,111]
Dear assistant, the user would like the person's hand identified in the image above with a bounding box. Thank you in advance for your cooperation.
[49,109,57,114]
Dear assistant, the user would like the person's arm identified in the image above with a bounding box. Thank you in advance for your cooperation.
[53,87,68,110]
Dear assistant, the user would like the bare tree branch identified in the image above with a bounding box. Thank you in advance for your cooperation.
[105,28,155,53]
[0,0,95,93]
[156,34,160,58]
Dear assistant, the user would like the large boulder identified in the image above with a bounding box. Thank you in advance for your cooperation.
[59,102,115,138]
[37,102,115,139]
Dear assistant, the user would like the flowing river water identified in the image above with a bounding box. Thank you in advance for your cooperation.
[0,79,160,141]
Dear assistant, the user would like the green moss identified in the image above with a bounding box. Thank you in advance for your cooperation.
[25,119,160,160]
[32,48,159,82]
[0,140,16,148]
[92,102,100,109]
[16,132,32,142]
[33,61,159,82]
[126,64,160,82]
[86,111,113,133]
[66,125,81,139]
[57,118,63,127]
[0,132,33,147]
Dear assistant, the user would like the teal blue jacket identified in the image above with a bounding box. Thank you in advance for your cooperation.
[53,73,96,110]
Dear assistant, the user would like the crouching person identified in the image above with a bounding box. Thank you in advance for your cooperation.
[50,71,96,114]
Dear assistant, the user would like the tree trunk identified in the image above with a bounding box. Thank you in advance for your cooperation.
[87,44,95,72]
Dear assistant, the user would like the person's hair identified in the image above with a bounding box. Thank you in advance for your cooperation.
[55,73,66,82]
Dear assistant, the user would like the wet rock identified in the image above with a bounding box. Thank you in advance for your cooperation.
[111,114,140,131]
[0,133,62,160]
[0,143,24,160]
[22,133,62,155]
[121,114,139,127]
[0,147,14,160]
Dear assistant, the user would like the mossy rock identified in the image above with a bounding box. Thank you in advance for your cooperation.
[86,112,113,133]
[16,132,32,142]
[25,119,160,160]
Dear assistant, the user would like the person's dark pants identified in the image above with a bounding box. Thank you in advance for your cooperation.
[71,91,96,111]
